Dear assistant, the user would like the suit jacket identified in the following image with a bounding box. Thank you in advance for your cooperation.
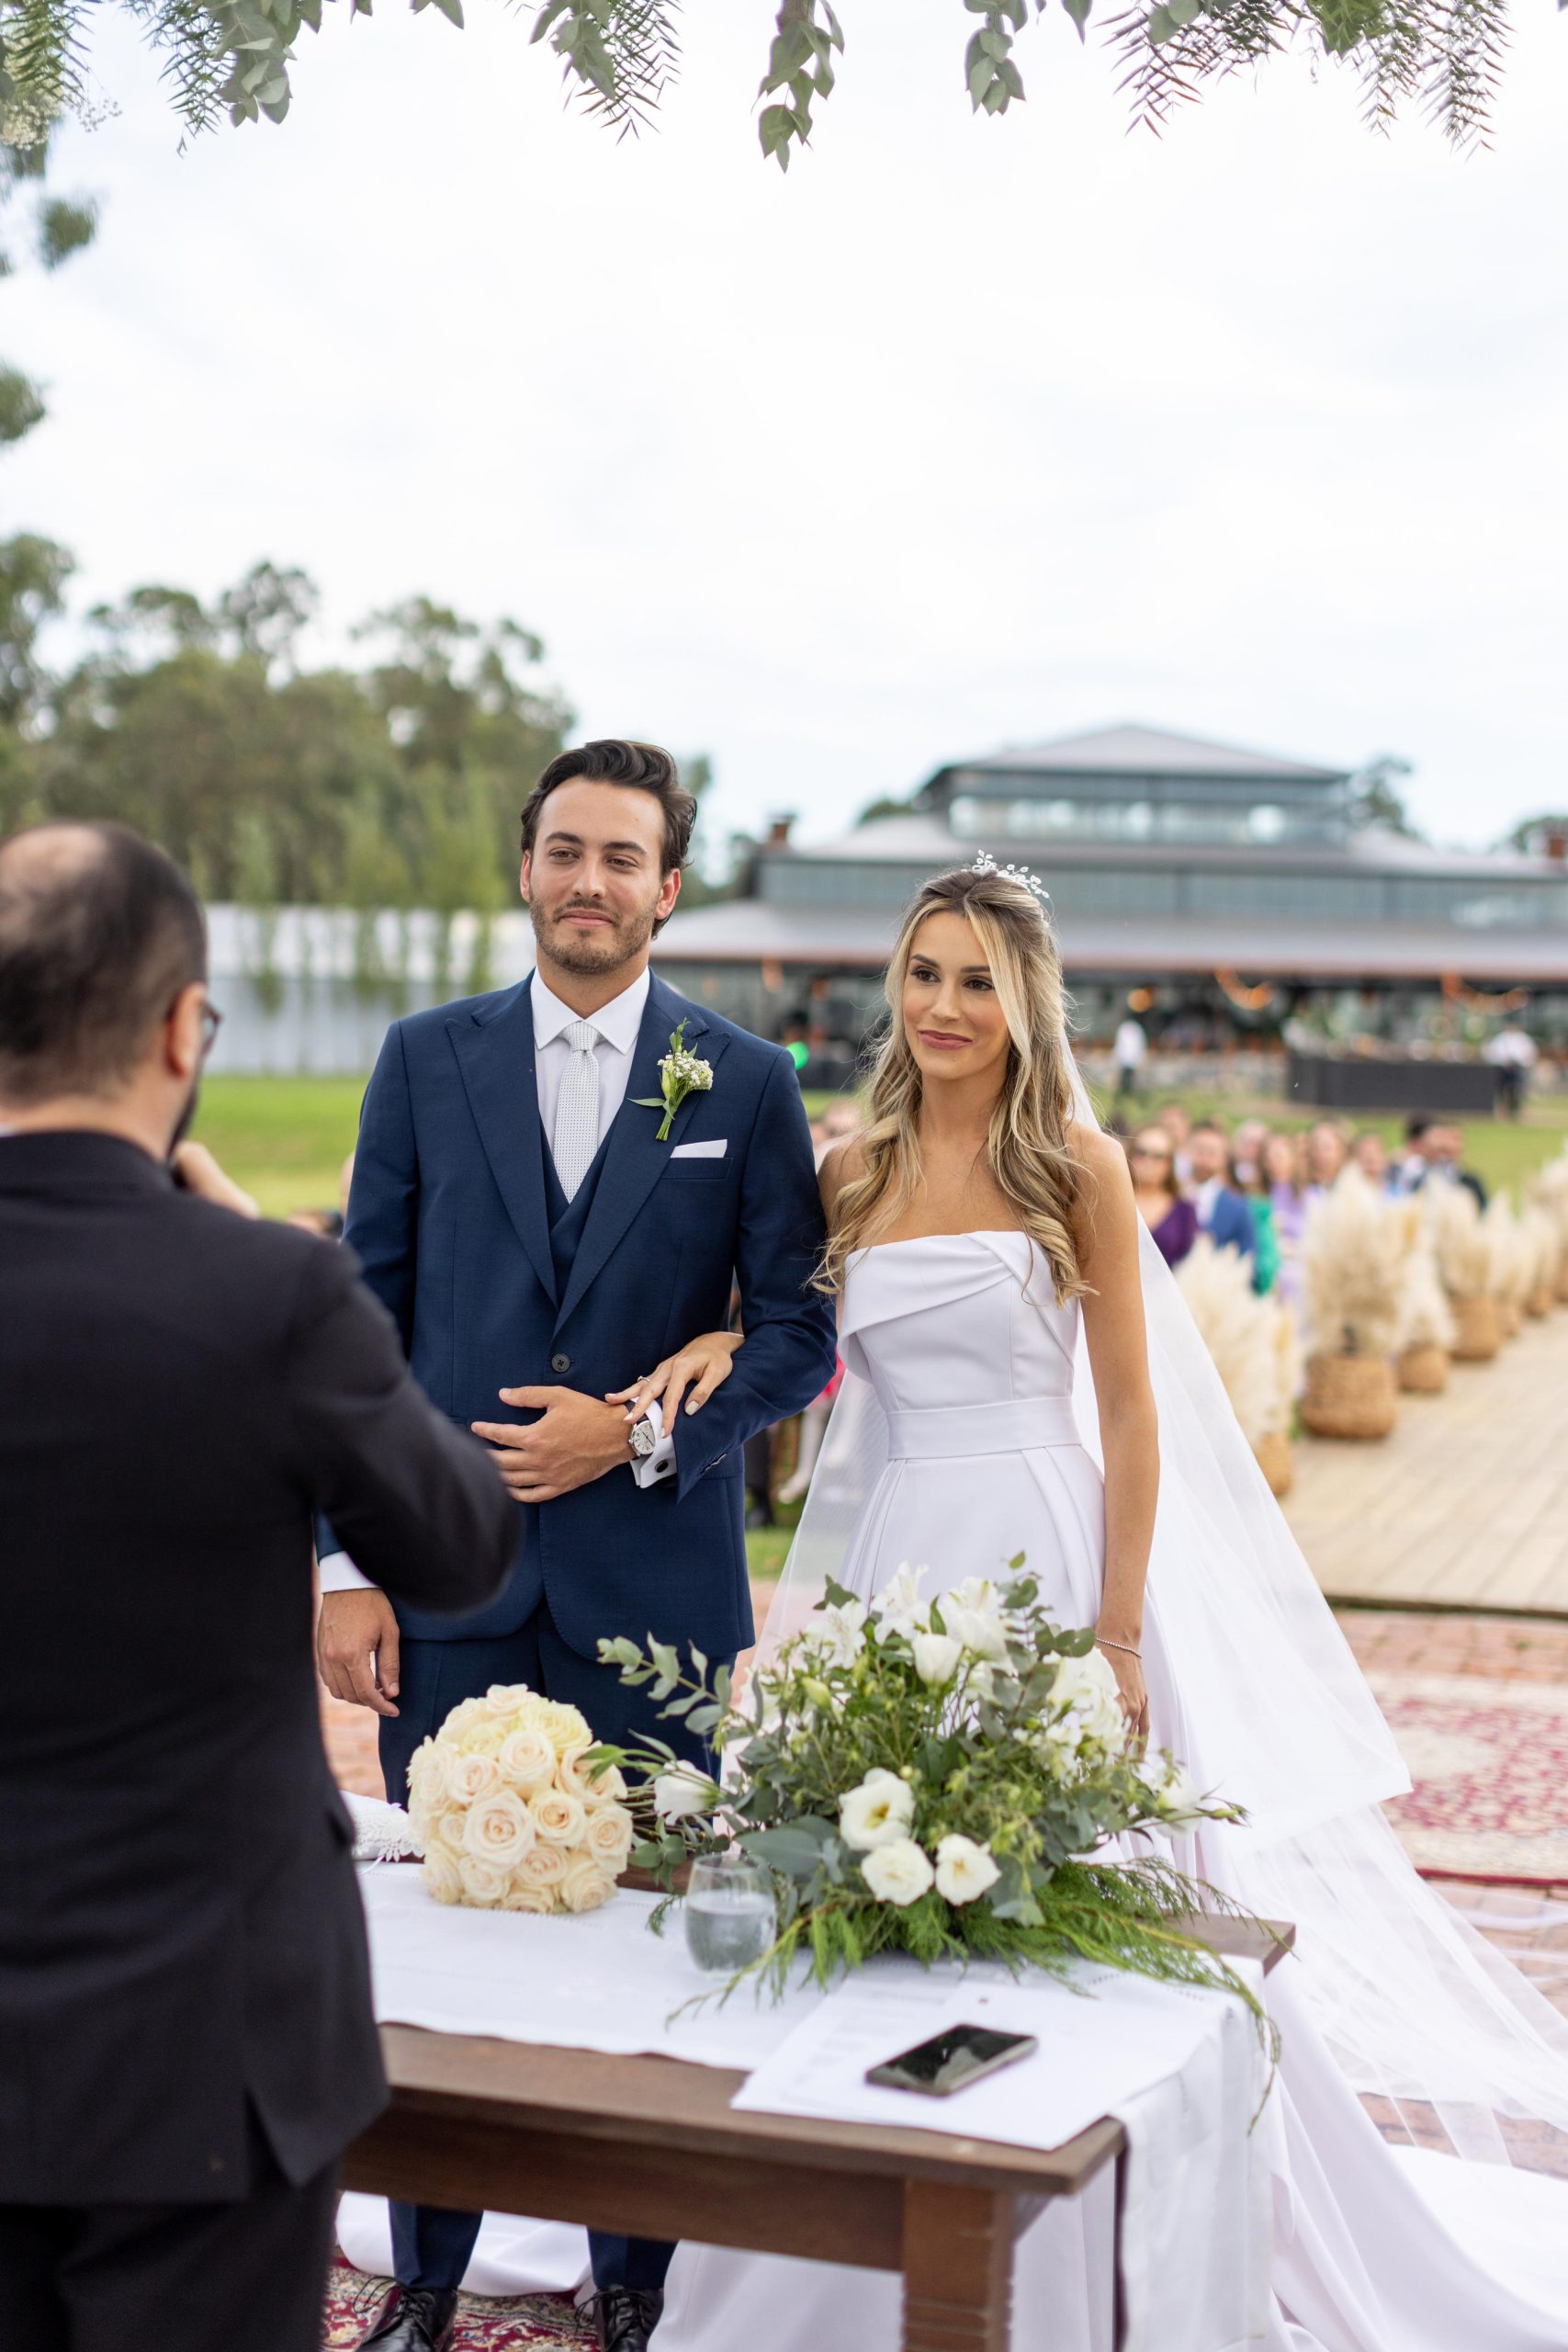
[330,970,839,1659]
[0,1131,516,2205]
[1199,1186,1257,1261]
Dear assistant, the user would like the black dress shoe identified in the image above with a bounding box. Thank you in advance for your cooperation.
[355,2283,459,2351]
[584,2285,665,2351]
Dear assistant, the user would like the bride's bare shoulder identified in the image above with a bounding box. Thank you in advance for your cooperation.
[819,1134,868,1221]
[1066,1120,1133,1205]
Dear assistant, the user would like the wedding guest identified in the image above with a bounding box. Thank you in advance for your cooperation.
[1159,1101,1194,1186]
[1304,1120,1348,1194]
[1394,1116,1487,1208]
[1485,1022,1537,1120]
[1113,1009,1147,1104]
[1230,1117,1269,1190]
[1186,1120,1256,1269]
[0,822,516,2352]
[1127,1125,1197,1269]
[1350,1129,1394,1191]
[1234,1143,1281,1295]
[1261,1128,1309,1305]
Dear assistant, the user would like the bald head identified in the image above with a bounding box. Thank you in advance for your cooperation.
[0,821,206,1106]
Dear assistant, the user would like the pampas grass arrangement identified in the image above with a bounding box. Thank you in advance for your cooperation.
[1299,1170,1405,1439]
[1175,1238,1301,1492]
[1427,1183,1502,1361]
[1522,1205,1559,1318]
[1483,1196,1533,1337]
[1390,1198,1455,1393]
[1529,1153,1568,1302]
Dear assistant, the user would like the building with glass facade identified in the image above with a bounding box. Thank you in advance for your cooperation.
[651,725,1568,1053]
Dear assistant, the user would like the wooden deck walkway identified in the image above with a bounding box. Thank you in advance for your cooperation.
[1283,1309,1568,1616]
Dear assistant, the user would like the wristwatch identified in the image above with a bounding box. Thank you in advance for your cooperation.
[628,1415,660,1461]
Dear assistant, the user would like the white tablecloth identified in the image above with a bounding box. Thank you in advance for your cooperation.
[353,1865,1272,2348]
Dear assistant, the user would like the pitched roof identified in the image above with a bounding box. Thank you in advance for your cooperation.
[935,723,1348,786]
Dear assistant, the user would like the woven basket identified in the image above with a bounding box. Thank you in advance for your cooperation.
[1398,1343,1450,1395]
[1527,1283,1554,1319]
[1450,1294,1502,1361]
[1300,1353,1398,1440]
[1499,1298,1524,1339]
[1252,1430,1294,1496]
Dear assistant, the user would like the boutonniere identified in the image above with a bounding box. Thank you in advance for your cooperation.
[635,1020,715,1142]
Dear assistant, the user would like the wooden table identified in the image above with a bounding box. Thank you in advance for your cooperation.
[344,1918,1292,2352]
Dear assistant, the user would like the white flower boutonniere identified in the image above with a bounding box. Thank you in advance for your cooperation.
[635,1019,714,1142]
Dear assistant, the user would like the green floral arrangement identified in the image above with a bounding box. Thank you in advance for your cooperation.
[597,1561,1274,2021]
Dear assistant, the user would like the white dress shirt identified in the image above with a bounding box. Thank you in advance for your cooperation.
[320,964,674,1596]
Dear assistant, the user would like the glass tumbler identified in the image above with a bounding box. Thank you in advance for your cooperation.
[682,1849,777,1976]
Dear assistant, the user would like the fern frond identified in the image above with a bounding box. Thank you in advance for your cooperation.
[534,0,682,140]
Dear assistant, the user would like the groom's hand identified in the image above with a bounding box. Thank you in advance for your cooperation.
[471,1386,632,1504]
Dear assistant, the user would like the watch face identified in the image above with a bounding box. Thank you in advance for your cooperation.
[630,1420,657,1457]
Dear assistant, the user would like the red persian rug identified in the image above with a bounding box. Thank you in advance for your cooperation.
[1365,1670,1568,1885]
[322,2264,593,2349]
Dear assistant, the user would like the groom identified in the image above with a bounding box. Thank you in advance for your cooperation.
[317,740,837,2352]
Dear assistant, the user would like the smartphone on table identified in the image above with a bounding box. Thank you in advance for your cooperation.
[866,2023,1039,2098]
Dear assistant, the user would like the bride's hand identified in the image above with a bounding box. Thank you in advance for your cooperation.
[608,1331,743,1427]
[1096,1637,1149,1740]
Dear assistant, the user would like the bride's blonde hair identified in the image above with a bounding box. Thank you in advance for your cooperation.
[821,864,1086,1301]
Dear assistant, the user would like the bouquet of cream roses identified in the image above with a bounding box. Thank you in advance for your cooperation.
[599,1563,1265,2010]
[406,1685,636,1914]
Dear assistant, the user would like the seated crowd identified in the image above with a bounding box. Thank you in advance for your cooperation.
[1118,1106,1488,1303]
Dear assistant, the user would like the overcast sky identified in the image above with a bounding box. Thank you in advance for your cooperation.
[6,0,1566,856]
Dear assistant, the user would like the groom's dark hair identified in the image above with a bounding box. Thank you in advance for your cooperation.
[522,741,697,907]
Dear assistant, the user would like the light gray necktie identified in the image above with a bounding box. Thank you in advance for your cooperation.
[551,1019,601,1201]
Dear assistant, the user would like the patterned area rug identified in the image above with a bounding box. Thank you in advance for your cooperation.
[1366,1669,1568,1883]
[323,2264,593,2349]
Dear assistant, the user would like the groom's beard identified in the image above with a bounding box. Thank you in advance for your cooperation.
[533,896,657,979]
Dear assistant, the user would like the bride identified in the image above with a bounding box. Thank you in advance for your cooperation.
[625,857,1568,2352]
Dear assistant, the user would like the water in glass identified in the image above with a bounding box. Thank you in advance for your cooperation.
[683,1853,776,1975]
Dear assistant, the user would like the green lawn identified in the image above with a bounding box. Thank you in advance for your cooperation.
[194,1075,367,1216]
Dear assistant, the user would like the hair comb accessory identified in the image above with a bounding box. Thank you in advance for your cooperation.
[968,849,1052,917]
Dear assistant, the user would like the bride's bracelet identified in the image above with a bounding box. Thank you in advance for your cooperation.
[1095,1635,1142,1659]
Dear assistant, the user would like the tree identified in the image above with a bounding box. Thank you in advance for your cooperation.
[1,137,98,450]
[0,0,1529,185]
[1346,752,1422,839]
[1502,813,1568,855]
[857,792,920,826]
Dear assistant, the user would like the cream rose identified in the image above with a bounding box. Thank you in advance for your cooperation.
[501,1882,557,1914]
[583,1804,635,1871]
[839,1769,916,1852]
[436,1808,468,1855]
[421,1843,462,1905]
[461,1786,536,1870]
[517,1841,567,1888]
[497,1728,557,1794]
[861,1838,935,1906]
[407,1737,453,1810]
[457,1853,509,1905]
[933,1834,1000,1906]
[483,1682,529,1716]
[532,1698,594,1757]
[583,1760,627,1803]
[558,1851,615,1914]
[532,1789,589,1847]
[448,1751,502,1803]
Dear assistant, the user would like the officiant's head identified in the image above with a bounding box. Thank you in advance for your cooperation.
[0,820,213,1160]
[520,740,696,988]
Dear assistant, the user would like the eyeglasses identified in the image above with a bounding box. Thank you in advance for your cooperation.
[199,1001,224,1059]
[1130,1145,1172,1163]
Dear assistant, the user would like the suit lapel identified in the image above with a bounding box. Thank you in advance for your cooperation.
[446,977,558,1307]
[555,977,729,1332]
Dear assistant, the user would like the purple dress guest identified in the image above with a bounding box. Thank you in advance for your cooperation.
[1151,1194,1199,1270]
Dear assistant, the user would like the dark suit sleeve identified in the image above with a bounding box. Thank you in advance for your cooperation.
[671,1052,839,1500]
[290,1240,515,1613]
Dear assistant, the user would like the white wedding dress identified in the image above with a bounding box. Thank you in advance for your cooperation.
[654,1231,1568,2352]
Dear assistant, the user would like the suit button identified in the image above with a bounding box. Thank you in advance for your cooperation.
[550,1352,570,1374]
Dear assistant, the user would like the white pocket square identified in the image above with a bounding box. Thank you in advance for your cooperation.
[671,1138,728,1159]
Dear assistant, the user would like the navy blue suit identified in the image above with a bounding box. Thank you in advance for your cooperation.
[1199,1186,1256,1265]
[333,967,837,2299]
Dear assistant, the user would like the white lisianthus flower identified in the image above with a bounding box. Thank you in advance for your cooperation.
[800,1600,868,1669]
[461,1786,536,1870]
[933,1834,1001,1906]
[1151,1762,1208,1832]
[839,1768,916,1851]
[911,1631,963,1687]
[497,1727,557,1794]
[862,1838,935,1906]
[653,1762,719,1822]
[871,1562,931,1639]
[1050,1651,1128,1755]
[942,1578,1010,1662]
